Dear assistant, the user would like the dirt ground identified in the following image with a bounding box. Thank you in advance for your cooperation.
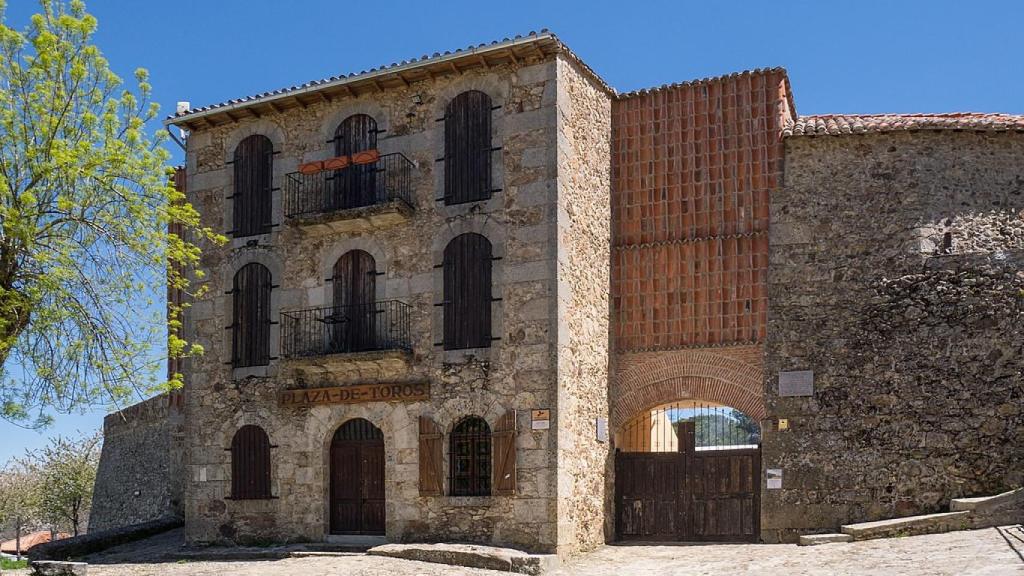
[5,525,1022,576]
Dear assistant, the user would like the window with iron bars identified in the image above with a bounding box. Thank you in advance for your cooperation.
[450,416,491,496]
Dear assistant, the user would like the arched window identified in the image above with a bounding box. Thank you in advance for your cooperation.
[230,425,271,500]
[442,233,493,350]
[333,114,378,209]
[450,416,491,496]
[232,134,274,237]
[443,91,493,205]
[331,250,377,353]
[232,263,272,367]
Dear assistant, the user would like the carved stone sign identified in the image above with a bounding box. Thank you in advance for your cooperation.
[778,370,814,397]
[279,382,430,407]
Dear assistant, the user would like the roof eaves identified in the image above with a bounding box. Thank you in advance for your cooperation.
[165,31,571,127]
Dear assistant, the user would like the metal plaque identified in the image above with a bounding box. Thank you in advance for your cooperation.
[595,417,609,443]
[531,409,550,430]
[778,370,814,397]
[767,468,783,489]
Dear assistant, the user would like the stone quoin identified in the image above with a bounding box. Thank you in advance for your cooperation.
[87,31,1024,556]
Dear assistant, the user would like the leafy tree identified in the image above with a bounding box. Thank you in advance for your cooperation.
[0,0,220,426]
[24,432,100,536]
[0,460,41,558]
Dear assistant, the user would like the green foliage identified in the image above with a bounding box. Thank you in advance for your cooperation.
[1,557,28,569]
[23,432,100,536]
[0,459,41,556]
[672,409,761,447]
[0,0,222,426]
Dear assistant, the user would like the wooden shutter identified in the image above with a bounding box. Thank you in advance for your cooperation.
[444,91,493,205]
[232,134,273,237]
[443,233,493,350]
[418,416,443,496]
[492,410,517,496]
[232,263,272,367]
[331,251,377,353]
[231,425,271,499]
[334,114,378,209]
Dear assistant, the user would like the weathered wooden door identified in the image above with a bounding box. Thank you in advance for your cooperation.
[615,421,760,542]
[330,419,385,535]
[334,114,377,209]
[331,250,377,353]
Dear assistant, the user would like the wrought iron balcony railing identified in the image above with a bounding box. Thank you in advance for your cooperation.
[283,153,414,219]
[280,300,412,358]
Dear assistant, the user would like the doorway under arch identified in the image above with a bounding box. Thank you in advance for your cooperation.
[615,400,761,543]
[329,418,385,535]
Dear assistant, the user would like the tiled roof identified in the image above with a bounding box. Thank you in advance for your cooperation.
[784,113,1024,137]
[616,66,796,123]
[166,30,612,127]
[0,531,69,553]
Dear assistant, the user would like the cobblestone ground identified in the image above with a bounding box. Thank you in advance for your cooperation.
[6,526,1022,576]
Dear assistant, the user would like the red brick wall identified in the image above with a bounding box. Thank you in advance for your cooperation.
[611,69,791,351]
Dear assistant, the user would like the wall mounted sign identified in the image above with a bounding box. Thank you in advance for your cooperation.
[766,468,783,490]
[531,409,550,430]
[279,382,430,407]
[595,417,609,443]
[778,370,814,397]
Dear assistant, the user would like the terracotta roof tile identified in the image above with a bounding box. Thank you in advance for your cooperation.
[783,113,1024,137]
[167,30,613,125]
[0,531,69,553]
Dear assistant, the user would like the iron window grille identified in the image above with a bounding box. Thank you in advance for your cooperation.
[450,416,491,497]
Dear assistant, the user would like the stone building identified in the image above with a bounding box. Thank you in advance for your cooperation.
[90,30,1024,554]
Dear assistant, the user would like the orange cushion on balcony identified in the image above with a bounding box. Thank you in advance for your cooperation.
[351,149,381,165]
[298,160,324,175]
[322,155,351,171]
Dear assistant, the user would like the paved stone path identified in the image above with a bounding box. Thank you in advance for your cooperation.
[6,525,1022,576]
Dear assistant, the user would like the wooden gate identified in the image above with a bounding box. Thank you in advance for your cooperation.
[615,416,761,542]
[330,419,385,535]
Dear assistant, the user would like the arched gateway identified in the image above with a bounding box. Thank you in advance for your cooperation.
[612,350,766,543]
[329,419,385,535]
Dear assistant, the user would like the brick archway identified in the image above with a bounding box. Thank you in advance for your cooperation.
[611,349,766,431]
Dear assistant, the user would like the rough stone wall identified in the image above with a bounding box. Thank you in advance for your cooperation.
[553,55,612,556]
[180,57,567,552]
[89,392,185,531]
[765,130,1024,542]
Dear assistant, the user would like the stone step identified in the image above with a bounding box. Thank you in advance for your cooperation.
[797,533,853,546]
[840,510,971,541]
[950,487,1024,512]
[368,542,559,575]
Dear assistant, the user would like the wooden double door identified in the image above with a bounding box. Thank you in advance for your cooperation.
[330,419,385,535]
[615,422,761,542]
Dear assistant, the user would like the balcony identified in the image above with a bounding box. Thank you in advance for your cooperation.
[280,300,413,374]
[284,152,415,234]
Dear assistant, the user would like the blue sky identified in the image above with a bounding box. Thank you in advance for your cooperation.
[2,0,1022,462]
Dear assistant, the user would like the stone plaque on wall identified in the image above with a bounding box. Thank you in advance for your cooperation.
[595,417,608,443]
[279,382,429,406]
[778,370,814,397]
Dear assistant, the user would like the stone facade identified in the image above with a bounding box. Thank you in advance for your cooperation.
[764,130,1024,542]
[177,47,613,556]
[85,32,1023,555]
[553,57,612,556]
[89,392,185,531]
